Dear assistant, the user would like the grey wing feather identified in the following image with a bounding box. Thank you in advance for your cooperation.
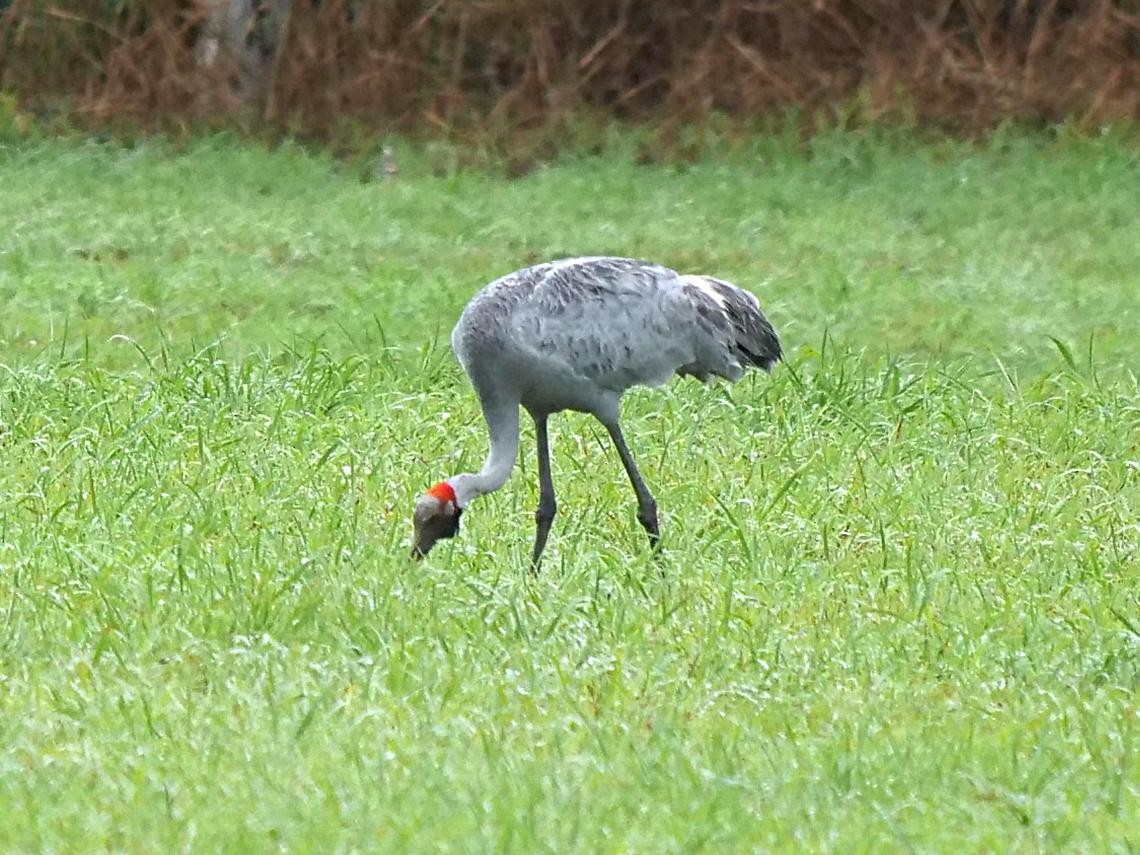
[452,256,780,406]
[508,258,702,392]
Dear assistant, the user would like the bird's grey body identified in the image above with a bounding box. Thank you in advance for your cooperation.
[412,256,781,567]
[452,256,780,422]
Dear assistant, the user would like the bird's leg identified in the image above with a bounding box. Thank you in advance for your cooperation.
[530,413,557,572]
[604,421,660,551]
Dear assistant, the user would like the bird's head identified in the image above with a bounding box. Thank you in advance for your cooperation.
[411,481,463,559]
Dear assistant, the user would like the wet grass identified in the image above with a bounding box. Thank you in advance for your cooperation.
[0,130,1138,851]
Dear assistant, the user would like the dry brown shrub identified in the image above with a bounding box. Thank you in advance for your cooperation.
[1,1,1138,141]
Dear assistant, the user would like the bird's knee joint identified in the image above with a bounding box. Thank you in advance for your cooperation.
[535,499,557,524]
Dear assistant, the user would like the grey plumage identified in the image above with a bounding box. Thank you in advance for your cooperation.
[452,256,781,422]
[412,255,781,568]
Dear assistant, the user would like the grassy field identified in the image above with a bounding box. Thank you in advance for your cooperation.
[1,128,1139,851]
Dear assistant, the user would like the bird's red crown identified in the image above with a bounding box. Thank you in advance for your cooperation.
[428,481,457,505]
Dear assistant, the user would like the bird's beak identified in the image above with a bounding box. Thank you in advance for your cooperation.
[411,528,436,560]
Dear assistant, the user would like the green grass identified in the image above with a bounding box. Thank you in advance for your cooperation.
[0,129,1139,851]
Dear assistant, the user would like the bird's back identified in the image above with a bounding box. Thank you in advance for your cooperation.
[452,257,780,416]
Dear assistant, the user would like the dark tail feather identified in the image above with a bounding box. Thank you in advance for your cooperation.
[680,274,783,381]
[736,336,781,373]
[707,279,782,373]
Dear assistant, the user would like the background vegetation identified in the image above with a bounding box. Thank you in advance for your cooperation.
[2,0,1139,156]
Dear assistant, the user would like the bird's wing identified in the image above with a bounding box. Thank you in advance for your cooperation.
[507,257,703,391]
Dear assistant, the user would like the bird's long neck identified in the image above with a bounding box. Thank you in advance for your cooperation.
[449,399,519,507]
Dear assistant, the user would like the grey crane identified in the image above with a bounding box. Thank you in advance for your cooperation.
[411,256,781,569]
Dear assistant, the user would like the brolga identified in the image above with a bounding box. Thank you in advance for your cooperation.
[411,256,781,570]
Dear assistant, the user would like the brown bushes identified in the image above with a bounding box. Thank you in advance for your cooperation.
[2,0,1138,141]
